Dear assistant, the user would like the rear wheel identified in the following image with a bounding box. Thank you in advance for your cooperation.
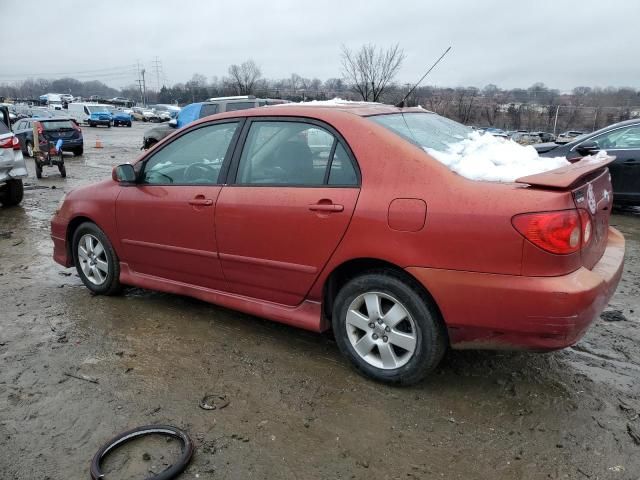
[127,122,132,127]
[72,222,121,295]
[58,163,66,178]
[73,146,83,156]
[332,271,446,385]
[35,159,42,179]
[0,179,24,206]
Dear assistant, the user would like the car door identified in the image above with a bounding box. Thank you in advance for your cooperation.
[215,118,361,306]
[576,123,640,203]
[115,120,242,290]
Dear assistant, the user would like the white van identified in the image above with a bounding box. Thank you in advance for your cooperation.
[67,103,111,124]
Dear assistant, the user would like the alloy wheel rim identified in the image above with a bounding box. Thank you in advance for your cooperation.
[77,234,108,285]
[345,291,417,370]
[27,143,33,156]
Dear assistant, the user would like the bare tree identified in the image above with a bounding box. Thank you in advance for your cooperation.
[226,60,262,95]
[341,43,405,102]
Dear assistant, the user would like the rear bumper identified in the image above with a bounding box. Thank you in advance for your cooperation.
[407,227,625,351]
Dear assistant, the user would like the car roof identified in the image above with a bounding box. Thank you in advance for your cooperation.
[28,117,75,121]
[198,102,429,121]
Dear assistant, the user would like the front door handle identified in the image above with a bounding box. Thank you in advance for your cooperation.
[188,197,214,206]
[309,202,344,212]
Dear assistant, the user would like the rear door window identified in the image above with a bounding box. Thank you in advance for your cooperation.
[199,104,219,118]
[225,102,257,112]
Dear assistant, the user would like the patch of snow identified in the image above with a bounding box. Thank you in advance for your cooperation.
[425,131,603,183]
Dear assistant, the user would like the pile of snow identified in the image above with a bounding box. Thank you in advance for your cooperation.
[425,131,604,183]
[272,97,379,107]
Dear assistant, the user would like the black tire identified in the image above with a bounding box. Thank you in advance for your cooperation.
[332,270,447,385]
[127,122,132,127]
[72,222,121,295]
[73,146,83,156]
[90,425,194,480]
[25,140,33,158]
[107,122,111,128]
[89,122,95,127]
[58,163,66,178]
[0,179,24,206]
[35,160,42,179]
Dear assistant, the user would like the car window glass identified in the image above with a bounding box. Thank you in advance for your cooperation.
[225,102,257,112]
[200,104,219,117]
[0,120,9,135]
[236,121,334,185]
[142,122,239,185]
[592,125,640,149]
[328,143,358,186]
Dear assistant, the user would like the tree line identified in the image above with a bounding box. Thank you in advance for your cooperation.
[2,44,639,133]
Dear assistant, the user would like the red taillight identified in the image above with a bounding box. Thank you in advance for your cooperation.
[512,210,586,255]
[0,136,20,150]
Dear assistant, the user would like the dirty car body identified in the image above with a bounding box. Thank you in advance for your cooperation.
[0,106,28,206]
[51,104,625,384]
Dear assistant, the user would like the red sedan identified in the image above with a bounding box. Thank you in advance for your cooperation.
[51,104,625,384]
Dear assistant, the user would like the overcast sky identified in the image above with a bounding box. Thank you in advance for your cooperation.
[1,0,638,92]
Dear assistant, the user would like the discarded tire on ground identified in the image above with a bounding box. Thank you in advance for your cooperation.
[90,425,194,480]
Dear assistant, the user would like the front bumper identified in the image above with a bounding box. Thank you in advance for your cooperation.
[407,227,625,351]
[51,214,72,267]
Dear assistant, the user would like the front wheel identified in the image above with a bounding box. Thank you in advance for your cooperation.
[72,222,121,295]
[332,271,446,385]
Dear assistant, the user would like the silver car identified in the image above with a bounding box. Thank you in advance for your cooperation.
[0,107,28,206]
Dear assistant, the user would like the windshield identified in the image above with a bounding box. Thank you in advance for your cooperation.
[368,112,472,152]
[86,105,109,113]
[41,120,76,130]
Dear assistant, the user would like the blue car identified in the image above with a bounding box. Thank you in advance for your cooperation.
[88,109,112,128]
[112,111,132,127]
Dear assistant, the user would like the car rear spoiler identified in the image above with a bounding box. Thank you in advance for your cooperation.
[516,154,615,189]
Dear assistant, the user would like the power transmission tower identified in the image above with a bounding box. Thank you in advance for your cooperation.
[152,56,163,92]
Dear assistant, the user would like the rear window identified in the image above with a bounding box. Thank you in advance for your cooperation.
[368,112,471,153]
[41,120,76,130]
[225,102,256,112]
[0,120,9,135]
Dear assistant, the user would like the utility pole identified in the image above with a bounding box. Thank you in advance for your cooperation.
[136,60,144,106]
[152,56,163,92]
[553,105,560,135]
[141,69,147,107]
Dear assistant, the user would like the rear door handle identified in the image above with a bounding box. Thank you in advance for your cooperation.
[189,197,214,206]
[308,203,344,212]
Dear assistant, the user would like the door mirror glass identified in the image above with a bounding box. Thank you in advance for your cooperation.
[576,140,599,155]
[112,163,136,183]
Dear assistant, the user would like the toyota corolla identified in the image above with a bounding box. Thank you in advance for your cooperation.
[51,103,625,384]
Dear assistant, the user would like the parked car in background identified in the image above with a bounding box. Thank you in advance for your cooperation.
[512,132,543,145]
[88,107,112,128]
[13,117,84,157]
[52,103,624,385]
[112,110,132,127]
[537,119,640,205]
[556,130,587,143]
[152,104,181,120]
[0,106,27,206]
[142,96,288,148]
[67,103,113,125]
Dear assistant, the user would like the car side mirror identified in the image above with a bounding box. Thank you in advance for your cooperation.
[168,118,178,128]
[112,163,136,183]
[576,140,599,155]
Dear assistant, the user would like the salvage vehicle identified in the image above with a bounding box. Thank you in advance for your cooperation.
[556,130,587,143]
[88,108,112,128]
[112,111,132,127]
[536,119,640,205]
[0,106,27,206]
[142,96,287,149]
[51,103,625,385]
[13,117,84,157]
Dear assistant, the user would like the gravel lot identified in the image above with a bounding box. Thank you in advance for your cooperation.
[1,122,639,479]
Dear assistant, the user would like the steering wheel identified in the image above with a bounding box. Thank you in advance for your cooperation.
[184,162,218,183]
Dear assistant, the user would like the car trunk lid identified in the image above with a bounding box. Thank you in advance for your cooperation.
[516,154,615,270]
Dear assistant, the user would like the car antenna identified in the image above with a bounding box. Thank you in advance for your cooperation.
[396,46,452,108]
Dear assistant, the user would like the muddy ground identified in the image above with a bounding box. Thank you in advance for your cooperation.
[0,123,639,479]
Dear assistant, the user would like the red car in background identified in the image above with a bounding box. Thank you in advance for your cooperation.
[51,104,625,385]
